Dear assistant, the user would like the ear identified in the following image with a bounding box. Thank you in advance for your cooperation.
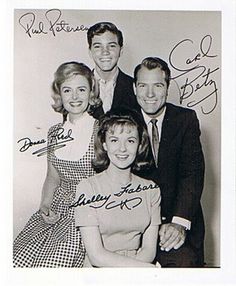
[133,82,137,95]
[92,77,99,97]
[88,48,93,59]
[137,142,143,154]
[103,142,107,151]
[87,90,93,104]
[119,46,124,57]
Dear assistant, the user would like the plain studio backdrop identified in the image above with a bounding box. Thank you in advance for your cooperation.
[14,9,221,267]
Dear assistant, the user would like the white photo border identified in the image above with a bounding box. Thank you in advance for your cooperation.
[2,0,236,285]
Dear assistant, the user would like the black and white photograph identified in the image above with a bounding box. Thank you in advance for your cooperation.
[1,0,236,285]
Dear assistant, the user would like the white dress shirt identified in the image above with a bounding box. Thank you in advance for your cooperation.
[94,68,119,113]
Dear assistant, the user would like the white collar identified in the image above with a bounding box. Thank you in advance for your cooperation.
[94,67,119,84]
[65,112,94,129]
[142,105,167,125]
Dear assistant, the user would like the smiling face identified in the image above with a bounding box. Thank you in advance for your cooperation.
[103,124,139,170]
[89,31,122,74]
[60,74,91,116]
[135,66,168,116]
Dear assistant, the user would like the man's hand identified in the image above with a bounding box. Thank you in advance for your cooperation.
[159,223,186,252]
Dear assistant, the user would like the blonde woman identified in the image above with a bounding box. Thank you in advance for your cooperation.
[13,62,101,267]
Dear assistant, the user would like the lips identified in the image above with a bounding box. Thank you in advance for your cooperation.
[144,100,157,104]
[100,58,112,62]
[115,154,129,160]
[69,101,83,107]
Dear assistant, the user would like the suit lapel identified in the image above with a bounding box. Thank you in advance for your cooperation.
[112,69,123,109]
[158,104,179,168]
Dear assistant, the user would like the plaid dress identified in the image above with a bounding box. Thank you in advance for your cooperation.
[13,121,98,267]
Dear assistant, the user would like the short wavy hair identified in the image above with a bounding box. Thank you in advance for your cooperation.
[51,61,101,121]
[87,22,123,49]
[93,108,153,173]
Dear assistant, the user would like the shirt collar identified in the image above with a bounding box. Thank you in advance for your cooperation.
[94,67,119,84]
[142,105,167,126]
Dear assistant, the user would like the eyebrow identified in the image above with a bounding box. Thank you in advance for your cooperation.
[137,82,164,85]
[92,41,118,45]
[61,85,88,89]
[108,135,138,139]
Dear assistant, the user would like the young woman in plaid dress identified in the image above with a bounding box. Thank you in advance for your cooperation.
[13,62,101,267]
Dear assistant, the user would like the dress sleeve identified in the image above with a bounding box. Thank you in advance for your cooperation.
[74,179,99,227]
[150,184,162,226]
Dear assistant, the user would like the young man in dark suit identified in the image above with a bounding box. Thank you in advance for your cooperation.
[87,22,140,118]
[133,57,205,267]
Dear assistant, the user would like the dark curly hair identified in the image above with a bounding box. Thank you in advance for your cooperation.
[87,22,123,49]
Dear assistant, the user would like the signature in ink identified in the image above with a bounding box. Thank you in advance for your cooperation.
[169,34,220,114]
[71,193,111,209]
[18,9,88,38]
[17,137,46,152]
[17,127,74,157]
[71,183,159,211]
[105,197,142,210]
[72,192,142,211]
[114,182,158,197]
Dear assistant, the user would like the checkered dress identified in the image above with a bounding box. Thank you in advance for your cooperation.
[13,121,98,267]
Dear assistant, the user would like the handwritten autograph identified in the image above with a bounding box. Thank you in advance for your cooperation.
[17,127,73,157]
[71,182,159,211]
[169,34,219,114]
[18,9,88,38]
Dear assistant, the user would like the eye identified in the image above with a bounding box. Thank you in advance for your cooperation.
[154,83,164,88]
[109,43,117,48]
[128,138,137,144]
[108,136,118,143]
[62,87,72,94]
[78,88,86,92]
[93,44,101,49]
[138,83,146,88]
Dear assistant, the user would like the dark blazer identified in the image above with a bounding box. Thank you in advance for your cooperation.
[136,103,205,265]
[91,69,140,119]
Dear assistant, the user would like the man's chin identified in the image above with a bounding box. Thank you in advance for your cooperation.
[143,105,166,117]
[100,66,116,72]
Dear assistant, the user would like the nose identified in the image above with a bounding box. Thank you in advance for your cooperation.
[72,90,79,100]
[119,141,127,152]
[101,45,110,55]
[147,85,155,98]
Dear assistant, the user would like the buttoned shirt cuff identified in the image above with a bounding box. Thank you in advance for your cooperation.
[172,216,191,230]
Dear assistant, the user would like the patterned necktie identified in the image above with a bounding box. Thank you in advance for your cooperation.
[150,118,159,167]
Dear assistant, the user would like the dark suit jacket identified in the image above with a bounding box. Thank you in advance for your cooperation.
[91,69,140,119]
[136,103,205,264]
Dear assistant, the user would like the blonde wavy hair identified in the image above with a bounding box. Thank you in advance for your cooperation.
[51,61,101,121]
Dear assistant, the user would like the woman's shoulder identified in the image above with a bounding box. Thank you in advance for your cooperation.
[79,172,105,187]
[132,175,161,205]
[76,173,105,198]
[132,174,159,189]
[86,172,106,185]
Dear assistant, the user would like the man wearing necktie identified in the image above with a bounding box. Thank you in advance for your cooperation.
[133,57,205,267]
[87,22,140,118]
